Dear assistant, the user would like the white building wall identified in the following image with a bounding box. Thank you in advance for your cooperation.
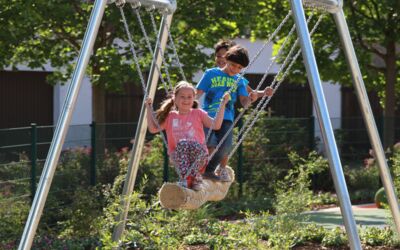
[53,76,92,148]
[234,38,280,74]
[312,82,342,149]
[53,76,92,125]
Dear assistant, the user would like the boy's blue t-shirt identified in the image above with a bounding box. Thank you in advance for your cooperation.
[196,67,249,121]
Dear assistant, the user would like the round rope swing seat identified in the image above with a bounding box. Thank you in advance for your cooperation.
[159,166,235,210]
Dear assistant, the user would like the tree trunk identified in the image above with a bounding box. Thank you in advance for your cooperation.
[93,84,106,123]
[93,84,106,159]
[383,42,397,149]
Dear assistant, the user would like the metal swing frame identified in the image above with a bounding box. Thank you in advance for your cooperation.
[18,0,399,250]
[292,0,400,249]
[18,1,175,249]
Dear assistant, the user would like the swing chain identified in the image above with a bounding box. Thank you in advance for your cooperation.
[115,0,126,8]
[232,12,315,143]
[252,22,298,94]
[149,11,174,92]
[163,15,187,82]
[132,4,172,95]
[228,14,324,159]
[207,17,304,163]
[119,5,169,147]
[204,10,293,145]
[119,6,147,97]
[130,1,141,9]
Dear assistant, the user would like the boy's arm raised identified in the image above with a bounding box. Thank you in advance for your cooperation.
[239,95,251,109]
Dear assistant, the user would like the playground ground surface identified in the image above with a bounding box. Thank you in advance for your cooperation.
[307,203,391,229]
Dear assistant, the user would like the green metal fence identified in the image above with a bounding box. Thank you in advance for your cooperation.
[2,117,400,203]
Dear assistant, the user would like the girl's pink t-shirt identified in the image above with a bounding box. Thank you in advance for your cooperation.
[162,109,208,154]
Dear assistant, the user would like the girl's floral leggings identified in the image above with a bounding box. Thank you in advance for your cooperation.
[171,140,208,188]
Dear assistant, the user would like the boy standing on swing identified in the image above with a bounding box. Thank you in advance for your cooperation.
[214,39,270,102]
[196,45,272,182]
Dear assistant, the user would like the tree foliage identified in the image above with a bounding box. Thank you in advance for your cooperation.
[2,1,398,133]
[246,0,399,146]
[1,0,256,122]
[0,0,255,89]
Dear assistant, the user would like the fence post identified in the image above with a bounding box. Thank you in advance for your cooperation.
[90,121,96,186]
[308,116,318,191]
[163,142,169,182]
[30,123,37,202]
[377,116,383,141]
[237,118,244,197]
[309,116,315,150]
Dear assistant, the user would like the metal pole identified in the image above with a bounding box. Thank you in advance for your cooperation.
[112,14,173,242]
[290,1,361,249]
[333,9,400,234]
[18,1,107,249]
[30,123,37,202]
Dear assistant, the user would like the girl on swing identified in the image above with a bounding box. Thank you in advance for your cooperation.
[145,81,229,190]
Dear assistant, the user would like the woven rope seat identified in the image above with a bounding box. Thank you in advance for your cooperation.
[159,166,235,210]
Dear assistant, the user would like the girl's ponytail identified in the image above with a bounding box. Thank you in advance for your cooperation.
[192,100,199,109]
[156,98,174,124]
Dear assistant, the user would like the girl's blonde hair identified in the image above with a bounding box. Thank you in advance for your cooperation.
[156,81,199,124]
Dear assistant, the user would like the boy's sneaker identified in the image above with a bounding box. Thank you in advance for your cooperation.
[202,171,221,181]
[218,167,231,182]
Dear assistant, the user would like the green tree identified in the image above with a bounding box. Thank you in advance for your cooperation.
[344,0,399,148]
[249,0,399,147]
[0,0,254,123]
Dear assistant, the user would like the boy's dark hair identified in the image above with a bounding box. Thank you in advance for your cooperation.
[225,45,249,67]
[214,39,236,54]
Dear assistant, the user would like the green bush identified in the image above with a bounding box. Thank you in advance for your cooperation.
[31,235,98,250]
[97,191,264,249]
[360,226,399,247]
[0,196,30,247]
[344,164,380,203]
[233,115,314,197]
[390,148,400,195]
[93,146,399,250]
[374,187,388,208]
[321,227,347,247]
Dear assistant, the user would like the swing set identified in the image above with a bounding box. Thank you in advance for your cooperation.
[18,1,400,250]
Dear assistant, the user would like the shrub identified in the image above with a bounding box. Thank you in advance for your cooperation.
[321,227,347,247]
[360,226,398,247]
[234,114,314,197]
[0,196,30,247]
[344,164,380,203]
[31,235,98,250]
[390,148,400,195]
[374,187,388,208]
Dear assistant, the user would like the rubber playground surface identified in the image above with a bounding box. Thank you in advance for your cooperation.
[307,203,392,229]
